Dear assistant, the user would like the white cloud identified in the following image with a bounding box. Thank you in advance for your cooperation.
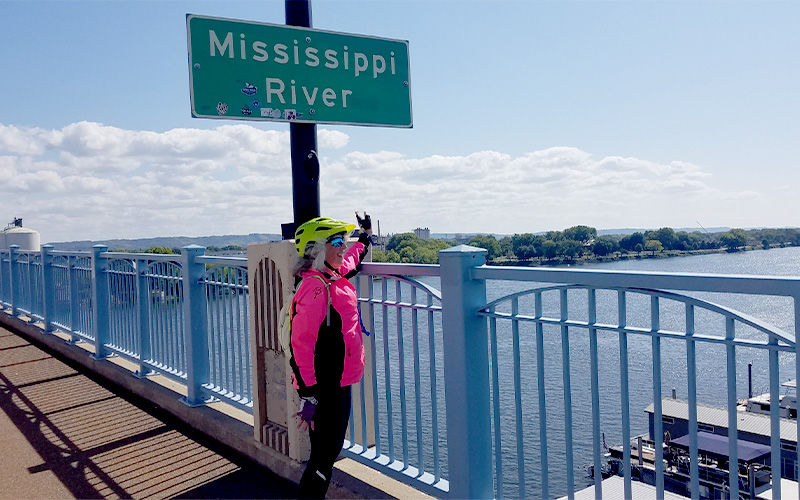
[0,121,778,243]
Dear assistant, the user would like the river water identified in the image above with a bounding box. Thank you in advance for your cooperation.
[368,246,800,499]
[495,246,800,498]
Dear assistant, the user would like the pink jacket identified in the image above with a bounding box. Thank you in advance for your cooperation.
[290,239,368,397]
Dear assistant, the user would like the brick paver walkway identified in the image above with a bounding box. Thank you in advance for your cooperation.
[0,325,298,499]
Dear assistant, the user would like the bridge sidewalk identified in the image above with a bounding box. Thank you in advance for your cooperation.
[0,323,299,499]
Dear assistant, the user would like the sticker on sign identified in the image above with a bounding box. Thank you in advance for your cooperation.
[187,14,412,128]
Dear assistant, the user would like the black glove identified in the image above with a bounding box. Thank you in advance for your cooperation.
[355,211,372,233]
[296,397,317,431]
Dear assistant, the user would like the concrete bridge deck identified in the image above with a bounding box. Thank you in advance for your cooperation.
[0,321,428,500]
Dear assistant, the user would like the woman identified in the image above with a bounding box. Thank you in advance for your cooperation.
[289,213,372,498]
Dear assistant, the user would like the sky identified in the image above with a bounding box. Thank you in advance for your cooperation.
[1,0,798,243]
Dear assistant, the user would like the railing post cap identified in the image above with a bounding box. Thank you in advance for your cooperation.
[439,244,487,255]
[182,244,206,253]
[92,244,108,249]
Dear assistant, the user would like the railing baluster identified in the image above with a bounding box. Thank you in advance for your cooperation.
[560,288,574,499]
[222,272,233,394]
[396,280,409,467]
[411,286,424,474]
[686,304,699,500]
[535,291,549,500]
[382,278,394,462]
[489,308,503,499]
[370,277,381,457]
[588,289,601,499]
[242,268,252,402]
[234,268,246,399]
[726,316,740,500]
[168,265,178,371]
[511,297,525,499]
[208,271,219,385]
[795,295,800,500]
[651,295,664,497]
[427,292,440,483]
[768,325,780,500]
[618,290,631,500]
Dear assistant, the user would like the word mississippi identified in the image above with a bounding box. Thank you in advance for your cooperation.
[209,30,398,79]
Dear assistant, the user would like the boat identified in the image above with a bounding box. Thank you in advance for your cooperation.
[741,379,797,420]
[602,396,800,499]
[609,432,772,499]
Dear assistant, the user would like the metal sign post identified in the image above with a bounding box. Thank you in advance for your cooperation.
[285,0,318,238]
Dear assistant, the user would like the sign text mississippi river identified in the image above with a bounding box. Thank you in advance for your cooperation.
[187,14,412,127]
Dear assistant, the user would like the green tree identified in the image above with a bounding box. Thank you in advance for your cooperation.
[468,235,502,260]
[645,240,663,255]
[387,233,423,252]
[544,230,564,242]
[498,236,513,258]
[719,229,747,251]
[645,227,677,251]
[620,232,645,252]
[372,250,400,262]
[563,225,597,243]
[542,240,558,260]
[557,240,584,260]
[516,245,537,260]
[145,246,177,254]
[592,237,618,256]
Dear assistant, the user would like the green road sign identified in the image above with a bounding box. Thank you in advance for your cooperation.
[186,14,412,128]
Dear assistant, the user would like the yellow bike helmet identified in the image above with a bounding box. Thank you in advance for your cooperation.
[294,217,356,257]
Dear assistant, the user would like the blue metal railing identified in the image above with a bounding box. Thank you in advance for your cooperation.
[471,265,800,500]
[2,243,799,499]
[0,244,252,412]
[343,268,447,495]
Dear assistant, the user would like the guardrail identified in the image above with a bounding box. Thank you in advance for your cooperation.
[0,244,252,412]
[3,243,799,499]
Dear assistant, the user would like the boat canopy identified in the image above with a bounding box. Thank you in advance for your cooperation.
[670,432,771,463]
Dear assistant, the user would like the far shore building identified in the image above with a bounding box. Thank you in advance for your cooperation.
[414,227,430,240]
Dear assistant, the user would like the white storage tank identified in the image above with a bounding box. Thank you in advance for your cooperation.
[2,218,40,251]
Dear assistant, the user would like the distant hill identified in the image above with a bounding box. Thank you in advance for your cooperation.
[47,233,282,252]
[596,227,731,236]
[431,227,732,240]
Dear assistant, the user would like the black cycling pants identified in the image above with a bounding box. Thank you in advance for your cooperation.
[298,385,352,499]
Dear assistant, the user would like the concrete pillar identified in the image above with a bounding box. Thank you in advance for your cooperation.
[248,241,307,459]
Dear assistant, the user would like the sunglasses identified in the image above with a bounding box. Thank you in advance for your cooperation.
[328,237,345,247]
